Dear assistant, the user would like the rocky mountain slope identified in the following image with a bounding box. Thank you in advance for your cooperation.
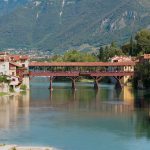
[0,0,150,53]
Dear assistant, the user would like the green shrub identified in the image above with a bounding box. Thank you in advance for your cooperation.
[12,147,16,150]
[0,75,10,84]
[20,84,27,91]
[0,92,7,96]
[9,86,14,93]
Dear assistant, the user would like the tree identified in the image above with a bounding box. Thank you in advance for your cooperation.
[122,43,132,55]
[129,36,134,56]
[63,50,83,62]
[82,53,97,62]
[110,41,117,48]
[135,29,150,54]
[97,47,104,61]
[100,44,124,61]
[51,55,63,62]
[121,37,137,56]
[133,62,150,88]
[62,50,97,62]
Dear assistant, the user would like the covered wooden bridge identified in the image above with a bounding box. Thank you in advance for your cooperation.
[29,62,135,90]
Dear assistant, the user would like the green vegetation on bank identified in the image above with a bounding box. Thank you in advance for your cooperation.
[0,76,10,84]
[0,92,7,97]
[79,78,94,83]
[133,62,150,89]
[20,84,27,91]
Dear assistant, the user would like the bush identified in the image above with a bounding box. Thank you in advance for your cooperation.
[0,92,7,96]
[20,84,27,91]
[9,86,14,93]
[0,75,10,84]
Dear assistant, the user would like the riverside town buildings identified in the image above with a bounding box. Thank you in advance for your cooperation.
[110,56,134,85]
[0,52,30,92]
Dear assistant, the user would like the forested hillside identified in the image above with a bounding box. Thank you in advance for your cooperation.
[0,0,150,53]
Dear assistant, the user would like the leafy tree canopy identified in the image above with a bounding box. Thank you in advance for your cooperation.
[48,50,97,62]
[97,43,124,61]
[135,29,150,54]
[122,29,150,56]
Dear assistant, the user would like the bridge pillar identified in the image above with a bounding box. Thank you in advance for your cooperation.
[49,76,55,91]
[94,80,99,89]
[92,77,102,90]
[113,76,122,89]
[72,79,76,90]
[68,77,79,90]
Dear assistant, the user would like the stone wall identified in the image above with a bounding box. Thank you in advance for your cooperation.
[22,76,30,89]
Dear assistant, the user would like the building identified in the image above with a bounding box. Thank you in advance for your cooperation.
[0,52,29,68]
[138,54,150,63]
[9,55,29,68]
[0,52,30,91]
[110,56,134,85]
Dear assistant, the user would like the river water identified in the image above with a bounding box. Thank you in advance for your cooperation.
[0,77,150,150]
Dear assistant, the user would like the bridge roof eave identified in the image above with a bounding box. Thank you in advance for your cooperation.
[29,62,136,67]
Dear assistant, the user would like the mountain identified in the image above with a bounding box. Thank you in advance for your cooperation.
[0,0,29,16]
[0,0,150,53]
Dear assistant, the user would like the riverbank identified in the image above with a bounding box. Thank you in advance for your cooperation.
[79,78,93,83]
[0,145,57,150]
[0,92,7,97]
[0,92,20,97]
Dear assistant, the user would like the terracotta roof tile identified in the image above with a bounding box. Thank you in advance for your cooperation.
[29,62,135,67]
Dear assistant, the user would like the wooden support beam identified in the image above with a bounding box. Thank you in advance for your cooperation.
[72,79,76,90]
[113,76,122,89]
[68,76,79,90]
[94,80,99,89]
[49,76,55,91]
[91,76,102,90]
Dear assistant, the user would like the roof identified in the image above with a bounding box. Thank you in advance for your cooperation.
[143,54,150,59]
[20,56,29,60]
[9,62,22,67]
[0,56,9,61]
[111,56,132,62]
[29,61,136,67]
[0,57,5,61]
[0,52,9,55]
[9,55,29,61]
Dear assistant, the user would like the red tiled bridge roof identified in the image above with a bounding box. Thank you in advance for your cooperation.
[29,61,136,67]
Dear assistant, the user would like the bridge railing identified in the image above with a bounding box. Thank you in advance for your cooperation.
[29,70,134,73]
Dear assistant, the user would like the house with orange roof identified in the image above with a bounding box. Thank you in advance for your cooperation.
[110,55,134,85]
[139,54,150,63]
[0,52,30,91]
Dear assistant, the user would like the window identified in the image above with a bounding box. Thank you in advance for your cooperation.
[22,64,25,67]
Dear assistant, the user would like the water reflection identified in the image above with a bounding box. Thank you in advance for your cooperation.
[30,84,134,114]
[0,91,30,129]
[134,89,150,108]
[0,83,145,127]
[1,80,150,149]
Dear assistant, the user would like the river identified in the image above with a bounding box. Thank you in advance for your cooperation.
[0,77,150,150]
